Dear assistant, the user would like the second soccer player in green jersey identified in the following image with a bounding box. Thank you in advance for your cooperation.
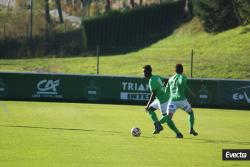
[166,64,198,137]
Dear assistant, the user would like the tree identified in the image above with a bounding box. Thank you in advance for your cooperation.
[232,0,242,24]
[80,0,84,8]
[105,0,111,13]
[235,0,250,24]
[56,0,64,23]
[130,0,137,8]
[139,0,143,6]
[87,0,91,16]
[192,0,239,32]
[185,0,193,17]
[44,0,50,24]
[28,0,33,42]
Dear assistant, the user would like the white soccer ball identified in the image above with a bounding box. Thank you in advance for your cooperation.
[131,127,141,137]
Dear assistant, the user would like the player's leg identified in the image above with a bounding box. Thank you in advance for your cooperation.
[166,102,183,138]
[180,100,198,136]
[158,101,168,124]
[158,101,179,133]
[187,109,198,136]
[147,100,163,134]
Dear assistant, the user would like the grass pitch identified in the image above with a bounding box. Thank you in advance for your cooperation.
[0,101,249,167]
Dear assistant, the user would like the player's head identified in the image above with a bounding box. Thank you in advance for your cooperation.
[175,64,183,74]
[143,65,152,78]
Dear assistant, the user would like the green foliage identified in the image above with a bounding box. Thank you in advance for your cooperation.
[192,0,239,32]
[84,1,187,48]
[236,0,250,24]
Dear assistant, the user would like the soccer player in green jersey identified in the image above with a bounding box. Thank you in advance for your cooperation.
[166,64,198,138]
[143,65,182,136]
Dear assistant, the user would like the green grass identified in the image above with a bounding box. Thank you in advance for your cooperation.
[0,18,250,79]
[0,101,250,167]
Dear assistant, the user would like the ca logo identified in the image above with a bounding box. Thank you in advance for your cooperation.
[37,80,60,93]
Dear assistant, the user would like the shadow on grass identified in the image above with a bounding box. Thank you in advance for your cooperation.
[95,19,191,56]
[240,26,250,34]
[184,137,250,146]
[0,124,121,134]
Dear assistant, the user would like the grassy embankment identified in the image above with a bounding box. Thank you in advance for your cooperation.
[0,18,250,79]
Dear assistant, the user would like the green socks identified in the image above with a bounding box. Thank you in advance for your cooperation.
[159,115,167,124]
[189,111,195,130]
[149,111,194,135]
[148,110,182,135]
[159,115,181,134]
[148,110,159,123]
[166,116,181,134]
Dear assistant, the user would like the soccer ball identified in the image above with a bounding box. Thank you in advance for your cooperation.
[131,127,141,137]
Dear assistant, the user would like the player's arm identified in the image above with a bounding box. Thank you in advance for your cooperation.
[145,90,156,111]
[163,78,168,87]
[165,81,170,94]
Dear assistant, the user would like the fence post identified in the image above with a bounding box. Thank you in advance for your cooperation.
[28,0,33,43]
[3,24,6,43]
[191,49,194,78]
[26,23,29,42]
[97,45,100,75]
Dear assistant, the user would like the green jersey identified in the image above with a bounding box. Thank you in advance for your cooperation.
[149,75,169,104]
[166,74,188,101]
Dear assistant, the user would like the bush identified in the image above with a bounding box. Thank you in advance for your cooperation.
[236,0,250,24]
[192,0,239,32]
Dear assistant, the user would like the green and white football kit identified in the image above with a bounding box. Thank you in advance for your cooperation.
[149,75,169,114]
[166,74,192,113]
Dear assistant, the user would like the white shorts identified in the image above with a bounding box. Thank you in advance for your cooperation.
[149,100,168,114]
[167,99,192,114]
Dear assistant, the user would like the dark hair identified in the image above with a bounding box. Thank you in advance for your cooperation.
[176,64,183,74]
[143,65,152,73]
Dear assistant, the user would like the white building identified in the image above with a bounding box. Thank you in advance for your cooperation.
[0,0,15,7]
